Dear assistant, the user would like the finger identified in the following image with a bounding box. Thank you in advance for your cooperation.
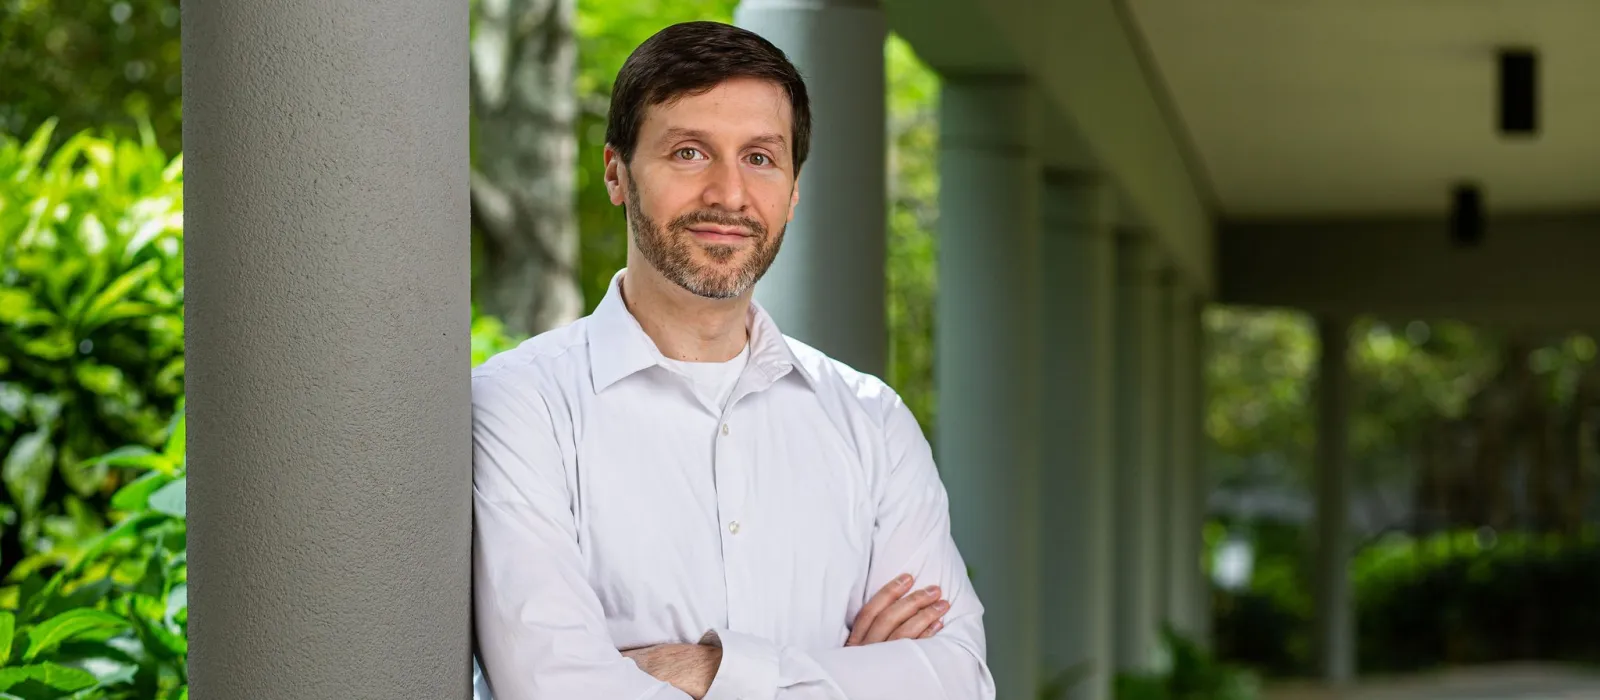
[847,574,914,646]
[864,585,941,644]
[889,599,950,641]
[918,620,944,639]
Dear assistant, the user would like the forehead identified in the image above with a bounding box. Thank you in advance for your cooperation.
[641,77,792,142]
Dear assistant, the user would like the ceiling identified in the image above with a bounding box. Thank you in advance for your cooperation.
[1122,0,1600,219]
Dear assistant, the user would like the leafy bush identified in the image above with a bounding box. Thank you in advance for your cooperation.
[1112,628,1261,700]
[1212,522,1600,677]
[0,120,185,580]
[0,408,187,699]
[1356,529,1600,673]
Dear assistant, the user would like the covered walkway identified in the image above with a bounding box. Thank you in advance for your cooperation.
[1266,664,1600,700]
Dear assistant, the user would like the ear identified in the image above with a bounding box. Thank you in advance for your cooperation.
[787,177,801,223]
[604,145,625,206]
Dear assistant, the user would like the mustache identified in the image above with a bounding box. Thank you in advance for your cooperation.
[669,209,767,237]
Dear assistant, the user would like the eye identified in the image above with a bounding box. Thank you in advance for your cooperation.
[675,148,703,161]
[748,153,771,167]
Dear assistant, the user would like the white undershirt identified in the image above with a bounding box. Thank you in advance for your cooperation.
[660,342,751,412]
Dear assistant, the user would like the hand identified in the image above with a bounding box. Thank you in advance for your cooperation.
[621,644,722,699]
[845,573,949,646]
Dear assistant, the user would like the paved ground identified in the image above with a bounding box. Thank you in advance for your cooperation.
[1264,664,1600,700]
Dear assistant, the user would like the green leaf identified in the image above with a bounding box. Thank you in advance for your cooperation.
[81,260,158,329]
[19,330,75,361]
[0,662,98,692]
[110,471,173,512]
[3,429,56,519]
[72,363,125,398]
[162,410,184,465]
[29,581,113,627]
[14,118,56,182]
[0,289,34,324]
[90,301,160,328]
[24,610,133,662]
[84,446,173,477]
[147,478,184,519]
[0,612,14,663]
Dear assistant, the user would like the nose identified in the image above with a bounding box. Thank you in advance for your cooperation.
[700,158,747,212]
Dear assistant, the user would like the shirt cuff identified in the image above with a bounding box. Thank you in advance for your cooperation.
[699,628,780,700]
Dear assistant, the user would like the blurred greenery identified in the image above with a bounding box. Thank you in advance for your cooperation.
[0,0,183,153]
[1211,525,1600,678]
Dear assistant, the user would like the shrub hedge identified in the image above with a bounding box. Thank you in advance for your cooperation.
[1212,523,1600,677]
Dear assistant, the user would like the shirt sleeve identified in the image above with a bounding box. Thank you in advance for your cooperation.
[471,371,693,700]
[697,392,997,700]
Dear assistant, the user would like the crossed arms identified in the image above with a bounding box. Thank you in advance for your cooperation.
[470,375,997,700]
[614,575,955,698]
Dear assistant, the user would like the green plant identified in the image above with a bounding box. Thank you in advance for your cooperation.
[471,308,524,367]
[0,119,185,580]
[1355,528,1600,673]
[0,407,187,699]
[1115,627,1261,700]
[1036,661,1092,700]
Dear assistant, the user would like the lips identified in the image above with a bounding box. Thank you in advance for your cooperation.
[686,225,752,238]
[687,225,755,244]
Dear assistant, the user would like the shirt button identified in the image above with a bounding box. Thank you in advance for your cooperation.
[721,423,730,436]
[728,521,741,535]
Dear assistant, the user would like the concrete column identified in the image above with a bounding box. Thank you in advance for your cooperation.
[1038,172,1117,700]
[1314,315,1355,684]
[739,0,887,377]
[183,0,471,695]
[1113,234,1166,672]
[1191,296,1214,647]
[938,76,1040,700]
[1164,282,1200,639]
[1152,274,1176,637]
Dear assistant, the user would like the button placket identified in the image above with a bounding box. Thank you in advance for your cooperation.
[714,407,749,629]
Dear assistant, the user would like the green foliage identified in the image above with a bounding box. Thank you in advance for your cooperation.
[0,0,183,154]
[471,309,526,367]
[1355,529,1600,674]
[0,409,188,699]
[884,36,941,436]
[1213,524,1600,677]
[0,120,185,580]
[1111,628,1261,700]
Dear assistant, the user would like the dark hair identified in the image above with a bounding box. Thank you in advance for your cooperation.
[606,21,812,172]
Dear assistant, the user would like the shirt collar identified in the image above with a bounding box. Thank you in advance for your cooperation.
[586,269,817,394]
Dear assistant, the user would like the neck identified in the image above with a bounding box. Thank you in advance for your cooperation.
[620,261,751,363]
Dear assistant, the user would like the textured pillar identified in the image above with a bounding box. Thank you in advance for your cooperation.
[938,76,1040,700]
[183,0,472,695]
[1038,172,1117,700]
[1314,315,1355,684]
[1164,282,1200,639]
[739,0,887,377]
[1113,234,1166,672]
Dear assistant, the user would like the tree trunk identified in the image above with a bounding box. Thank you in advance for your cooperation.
[470,0,582,337]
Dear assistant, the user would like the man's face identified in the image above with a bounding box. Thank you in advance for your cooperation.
[607,77,800,300]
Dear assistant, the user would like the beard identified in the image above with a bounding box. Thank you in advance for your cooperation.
[626,177,785,300]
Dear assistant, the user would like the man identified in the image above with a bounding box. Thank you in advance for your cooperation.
[472,20,995,700]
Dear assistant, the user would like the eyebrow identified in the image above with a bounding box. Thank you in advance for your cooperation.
[660,128,789,153]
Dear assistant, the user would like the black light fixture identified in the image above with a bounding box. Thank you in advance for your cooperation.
[1498,48,1538,136]
[1450,182,1483,247]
